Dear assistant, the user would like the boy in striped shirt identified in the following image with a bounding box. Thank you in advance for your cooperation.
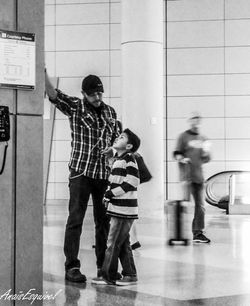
[92,128,140,286]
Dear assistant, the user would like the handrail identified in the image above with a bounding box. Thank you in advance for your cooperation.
[205,170,250,208]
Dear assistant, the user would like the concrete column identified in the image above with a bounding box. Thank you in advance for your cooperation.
[121,0,164,214]
[0,0,44,304]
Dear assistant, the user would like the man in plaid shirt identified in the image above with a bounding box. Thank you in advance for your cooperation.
[45,71,120,283]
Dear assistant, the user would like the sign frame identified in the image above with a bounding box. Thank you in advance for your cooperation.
[0,29,36,90]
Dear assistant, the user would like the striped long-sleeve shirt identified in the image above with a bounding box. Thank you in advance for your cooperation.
[105,152,140,219]
[49,89,120,179]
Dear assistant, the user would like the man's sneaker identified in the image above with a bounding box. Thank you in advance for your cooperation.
[131,241,141,250]
[65,268,87,283]
[97,268,122,280]
[91,276,115,285]
[193,233,211,243]
[116,276,138,286]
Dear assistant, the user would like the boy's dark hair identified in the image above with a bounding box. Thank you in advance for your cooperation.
[123,128,141,153]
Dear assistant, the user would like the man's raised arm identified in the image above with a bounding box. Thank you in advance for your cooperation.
[45,69,57,100]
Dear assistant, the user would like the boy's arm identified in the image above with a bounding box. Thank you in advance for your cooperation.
[105,158,140,199]
[45,69,78,117]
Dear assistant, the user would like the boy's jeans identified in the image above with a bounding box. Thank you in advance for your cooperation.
[191,182,205,235]
[102,217,137,281]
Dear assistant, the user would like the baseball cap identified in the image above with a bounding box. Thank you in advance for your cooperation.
[82,75,104,95]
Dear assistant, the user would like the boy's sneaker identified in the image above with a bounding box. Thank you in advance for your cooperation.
[97,268,122,280]
[91,276,115,285]
[116,276,138,286]
[193,233,211,243]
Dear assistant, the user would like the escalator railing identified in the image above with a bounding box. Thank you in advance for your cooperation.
[205,171,250,210]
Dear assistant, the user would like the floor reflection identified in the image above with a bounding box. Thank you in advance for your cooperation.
[64,282,86,306]
[43,201,250,305]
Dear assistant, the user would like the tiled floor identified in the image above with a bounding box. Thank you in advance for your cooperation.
[43,200,250,305]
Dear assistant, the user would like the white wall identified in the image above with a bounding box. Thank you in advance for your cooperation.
[45,0,250,202]
[45,0,122,199]
[166,0,250,199]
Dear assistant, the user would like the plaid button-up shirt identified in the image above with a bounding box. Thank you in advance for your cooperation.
[50,89,120,180]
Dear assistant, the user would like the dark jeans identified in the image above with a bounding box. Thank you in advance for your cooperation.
[64,172,110,271]
[101,217,137,282]
[190,182,205,235]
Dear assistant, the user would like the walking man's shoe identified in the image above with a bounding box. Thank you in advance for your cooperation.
[116,276,138,286]
[65,268,87,283]
[131,241,141,250]
[193,233,211,243]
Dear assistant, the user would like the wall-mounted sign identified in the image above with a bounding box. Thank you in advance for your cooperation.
[0,29,35,90]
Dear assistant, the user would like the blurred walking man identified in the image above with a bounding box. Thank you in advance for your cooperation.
[173,112,211,243]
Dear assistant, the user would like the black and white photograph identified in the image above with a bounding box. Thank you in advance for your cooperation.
[1,0,250,305]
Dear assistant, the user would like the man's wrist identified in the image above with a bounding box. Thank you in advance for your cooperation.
[175,154,183,161]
